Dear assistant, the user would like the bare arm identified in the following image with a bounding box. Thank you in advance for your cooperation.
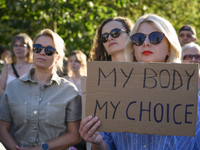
[0,120,18,150]
[15,120,82,150]
[46,120,82,150]
[79,116,108,150]
[0,64,8,95]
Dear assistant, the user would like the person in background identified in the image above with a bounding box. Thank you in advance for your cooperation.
[57,56,68,77]
[1,49,12,64]
[65,50,87,95]
[0,29,81,150]
[65,50,87,150]
[80,16,134,150]
[0,33,33,95]
[182,42,200,92]
[178,25,197,47]
[89,17,134,62]
[79,14,200,150]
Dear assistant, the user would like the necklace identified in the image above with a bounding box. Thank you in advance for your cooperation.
[15,62,27,69]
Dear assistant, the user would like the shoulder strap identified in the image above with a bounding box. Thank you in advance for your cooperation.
[11,63,20,78]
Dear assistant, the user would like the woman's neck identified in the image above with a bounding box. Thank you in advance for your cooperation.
[15,57,27,65]
[32,68,53,88]
[111,51,126,62]
[71,71,81,83]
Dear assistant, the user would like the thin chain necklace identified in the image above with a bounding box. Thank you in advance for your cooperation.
[15,62,27,69]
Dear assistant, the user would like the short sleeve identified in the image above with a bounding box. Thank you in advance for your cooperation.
[0,92,12,122]
[65,94,82,122]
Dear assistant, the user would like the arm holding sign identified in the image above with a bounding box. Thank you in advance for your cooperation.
[79,116,108,150]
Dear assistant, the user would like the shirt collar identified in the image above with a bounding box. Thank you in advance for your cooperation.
[20,68,61,85]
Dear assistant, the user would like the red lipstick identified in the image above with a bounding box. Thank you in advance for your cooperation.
[142,50,153,56]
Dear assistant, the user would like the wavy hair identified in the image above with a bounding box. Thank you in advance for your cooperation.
[90,17,134,61]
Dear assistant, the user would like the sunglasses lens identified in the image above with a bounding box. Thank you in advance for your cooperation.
[101,33,109,43]
[149,32,164,44]
[130,33,146,46]
[111,29,121,38]
[183,55,191,60]
[33,44,43,53]
[45,47,56,56]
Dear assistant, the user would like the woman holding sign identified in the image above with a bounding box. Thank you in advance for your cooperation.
[79,14,200,149]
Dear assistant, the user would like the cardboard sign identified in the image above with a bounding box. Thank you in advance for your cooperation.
[85,61,199,137]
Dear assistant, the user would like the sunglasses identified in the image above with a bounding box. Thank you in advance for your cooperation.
[13,44,28,48]
[130,31,165,46]
[179,33,193,38]
[101,28,127,43]
[33,44,56,56]
[183,54,200,61]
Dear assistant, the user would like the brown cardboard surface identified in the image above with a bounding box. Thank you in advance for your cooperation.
[85,61,199,137]
[81,77,87,119]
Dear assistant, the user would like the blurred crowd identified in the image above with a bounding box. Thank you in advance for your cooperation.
[0,14,200,150]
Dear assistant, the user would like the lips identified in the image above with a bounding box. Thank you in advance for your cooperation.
[37,57,46,61]
[109,42,117,47]
[142,50,153,55]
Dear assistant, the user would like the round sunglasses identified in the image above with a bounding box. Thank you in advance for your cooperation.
[101,28,127,43]
[130,31,165,46]
[33,44,56,56]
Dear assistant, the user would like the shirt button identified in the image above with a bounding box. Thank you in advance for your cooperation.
[33,126,37,130]
[144,145,147,148]
[39,98,42,101]
[34,110,37,114]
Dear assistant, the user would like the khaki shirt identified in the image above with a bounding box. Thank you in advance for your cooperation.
[0,69,81,148]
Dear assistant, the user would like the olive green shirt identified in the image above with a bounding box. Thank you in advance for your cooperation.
[0,69,81,148]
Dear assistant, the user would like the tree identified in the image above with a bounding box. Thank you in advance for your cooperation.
[0,0,200,57]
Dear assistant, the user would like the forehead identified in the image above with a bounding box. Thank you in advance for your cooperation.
[179,30,193,35]
[184,47,200,54]
[102,21,124,33]
[69,54,77,60]
[137,22,159,34]
[14,40,24,44]
[35,36,54,47]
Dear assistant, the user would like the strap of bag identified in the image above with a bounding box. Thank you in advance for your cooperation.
[11,63,20,78]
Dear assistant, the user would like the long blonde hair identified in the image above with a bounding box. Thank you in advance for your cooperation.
[125,14,182,63]
[68,50,87,77]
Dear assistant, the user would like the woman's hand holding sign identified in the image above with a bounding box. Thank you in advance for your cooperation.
[79,116,108,150]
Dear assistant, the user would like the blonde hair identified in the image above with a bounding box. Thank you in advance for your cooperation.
[125,14,182,63]
[68,50,87,77]
[33,29,66,72]
[182,42,200,53]
[182,42,200,60]
[11,33,33,63]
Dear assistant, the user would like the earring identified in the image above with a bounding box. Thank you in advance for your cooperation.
[104,52,107,61]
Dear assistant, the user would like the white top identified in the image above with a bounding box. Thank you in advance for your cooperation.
[6,64,33,85]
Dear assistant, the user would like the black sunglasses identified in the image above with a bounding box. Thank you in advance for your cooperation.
[130,31,165,46]
[101,28,127,43]
[183,54,200,61]
[33,44,56,56]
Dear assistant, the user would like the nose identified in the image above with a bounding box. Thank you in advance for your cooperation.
[107,34,114,42]
[39,48,46,55]
[143,35,150,46]
[191,56,197,61]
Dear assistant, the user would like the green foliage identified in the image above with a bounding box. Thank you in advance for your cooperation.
[0,0,200,57]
